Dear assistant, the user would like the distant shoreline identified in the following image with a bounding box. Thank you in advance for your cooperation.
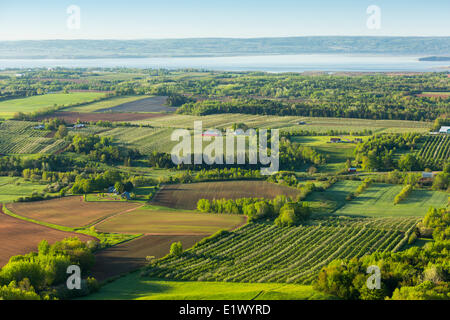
[419,56,450,62]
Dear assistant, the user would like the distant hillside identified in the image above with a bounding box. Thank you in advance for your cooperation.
[0,37,449,59]
[419,56,450,61]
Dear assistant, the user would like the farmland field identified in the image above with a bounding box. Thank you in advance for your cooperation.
[0,206,96,267]
[0,132,68,154]
[143,217,418,284]
[152,181,302,210]
[0,120,69,154]
[98,127,176,154]
[83,272,333,300]
[305,180,360,214]
[65,95,151,112]
[38,111,167,123]
[90,235,206,281]
[133,114,431,133]
[6,196,142,228]
[95,206,247,235]
[416,135,449,168]
[95,96,175,113]
[0,177,48,203]
[0,92,107,118]
[333,183,449,217]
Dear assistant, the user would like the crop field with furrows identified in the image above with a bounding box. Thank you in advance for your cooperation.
[0,92,107,118]
[95,206,247,235]
[334,183,449,217]
[37,111,166,124]
[64,95,151,112]
[98,127,176,154]
[0,120,50,137]
[0,206,97,267]
[6,196,142,228]
[95,96,175,113]
[143,217,417,284]
[0,132,69,154]
[132,114,431,133]
[90,235,207,281]
[152,181,301,210]
[416,135,450,167]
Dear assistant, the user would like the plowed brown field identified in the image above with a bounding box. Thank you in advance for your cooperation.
[152,181,301,210]
[6,196,141,228]
[0,206,97,267]
[90,235,204,281]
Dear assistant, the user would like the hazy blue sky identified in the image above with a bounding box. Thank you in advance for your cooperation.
[0,0,449,40]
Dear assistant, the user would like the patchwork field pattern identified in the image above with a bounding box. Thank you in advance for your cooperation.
[144,217,418,284]
[152,181,302,210]
[0,206,96,267]
[6,196,142,228]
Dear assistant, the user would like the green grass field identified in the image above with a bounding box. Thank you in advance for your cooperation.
[95,205,247,235]
[65,95,150,112]
[306,180,360,214]
[334,183,448,217]
[291,136,366,172]
[0,92,106,118]
[82,272,334,300]
[0,177,48,203]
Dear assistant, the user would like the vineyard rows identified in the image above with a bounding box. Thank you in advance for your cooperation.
[417,135,449,169]
[145,217,419,284]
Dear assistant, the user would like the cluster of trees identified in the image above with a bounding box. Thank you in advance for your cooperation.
[0,238,99,300]
[171,73,449,121]
[394,184,413,205]
[280,139,326,169]
[68,134,140,164]
[70,170,132,194]
[355,133,422,171]
[314,207,449,300]
[197,195,311,224]
[165,93,193,107]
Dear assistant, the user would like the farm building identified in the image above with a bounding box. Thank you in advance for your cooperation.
[348,167,357,173]
[202,130,221,137]
[73,124,86,129]
[422,172,436,179]
[330,138,341,143]
[439,126,450,134]
[33,124,45,130]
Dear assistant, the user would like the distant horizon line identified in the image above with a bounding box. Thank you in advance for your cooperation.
[1,35,450,42]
